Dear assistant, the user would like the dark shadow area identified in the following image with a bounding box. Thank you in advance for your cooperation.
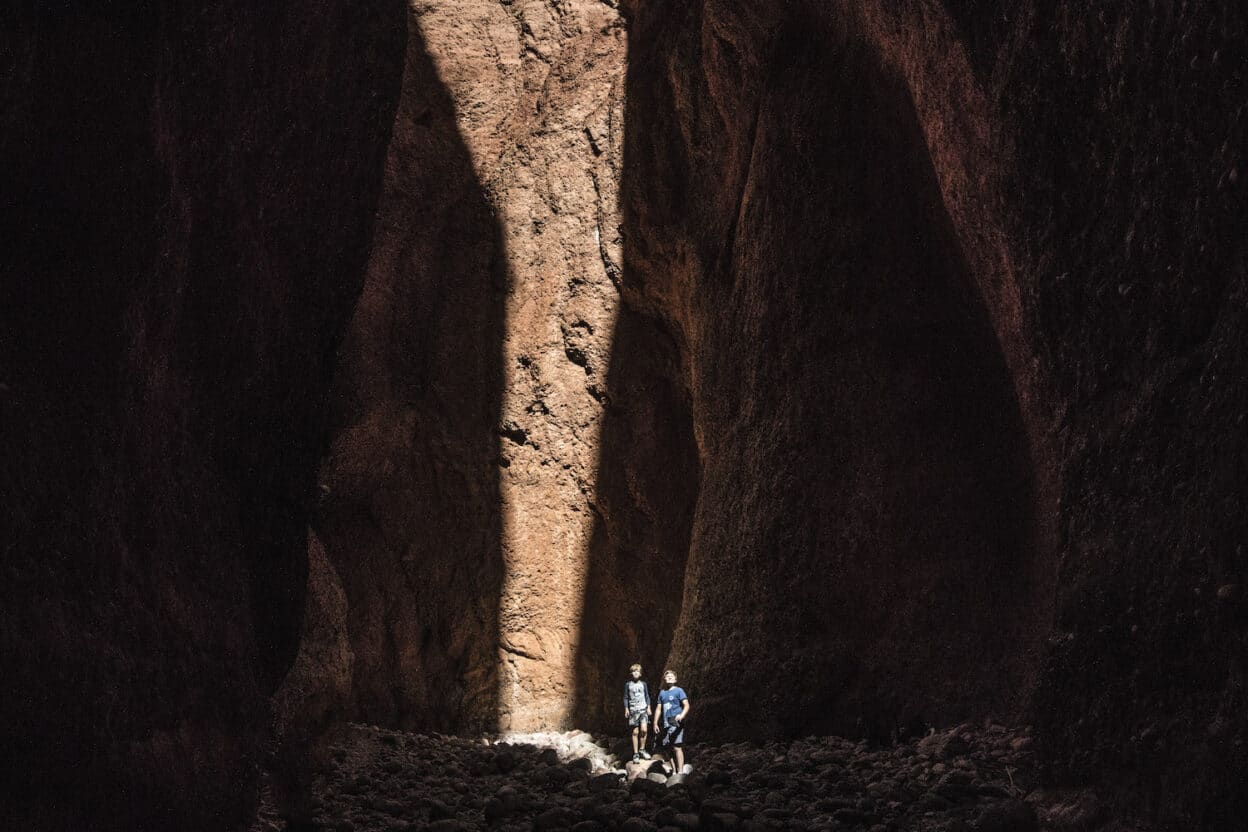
[310,12,508,734]
[602,2,1045,741]
[0,3,406,829]
[571,308,701,731]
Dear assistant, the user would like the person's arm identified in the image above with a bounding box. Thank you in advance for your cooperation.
[677,697,690,723]
[623,683,629,718]
[653,699,662,730]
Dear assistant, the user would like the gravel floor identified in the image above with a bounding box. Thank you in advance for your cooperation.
[254,723,1119,832]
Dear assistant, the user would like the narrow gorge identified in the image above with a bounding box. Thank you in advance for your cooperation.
[3,2,1245,830]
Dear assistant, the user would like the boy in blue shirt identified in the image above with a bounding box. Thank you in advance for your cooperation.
[623,663,652,762]
[653,668,690,773]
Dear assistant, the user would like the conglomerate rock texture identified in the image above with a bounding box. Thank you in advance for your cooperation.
[0,4,405,829]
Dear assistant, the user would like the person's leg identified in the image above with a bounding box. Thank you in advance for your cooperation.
[674,745,684,771]
[638,723,648,756]
[631,724,640,756]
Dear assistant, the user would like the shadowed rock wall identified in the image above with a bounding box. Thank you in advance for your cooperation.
[572,306,701,730]
[0,4,405,828]
[313,13,509,735]
[619,1,1044,740]
[617,0,1247,825]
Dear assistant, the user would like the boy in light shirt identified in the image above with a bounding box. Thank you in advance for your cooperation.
[623,663,653,762]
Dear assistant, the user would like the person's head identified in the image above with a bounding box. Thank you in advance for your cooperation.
[630,663,642,680]
[663,668,677,687]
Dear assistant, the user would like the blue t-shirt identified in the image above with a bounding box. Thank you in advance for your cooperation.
[658,685,687,726]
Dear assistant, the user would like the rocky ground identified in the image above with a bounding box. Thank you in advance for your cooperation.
[254,723,1120,832]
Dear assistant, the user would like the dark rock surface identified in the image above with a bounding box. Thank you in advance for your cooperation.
[0,4,405,828]
[257,723,1084,832]
[616,0,1051,743]
[313,6,509,734]
[607,1,1247,825]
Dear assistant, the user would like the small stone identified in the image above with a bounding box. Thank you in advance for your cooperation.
[426,822,472,832]
[620,819,660,832]
[832,808,872,826]
[702,798,744,815]
[425,798,454,820]
[632,776,666,796]
[704,813,741,831]
[496,750,518,773]
[974,799,1038,832]
[536,806,581,830]
[590,772,625,792]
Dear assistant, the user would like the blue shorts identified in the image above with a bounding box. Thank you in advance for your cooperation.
[658,721,684,747]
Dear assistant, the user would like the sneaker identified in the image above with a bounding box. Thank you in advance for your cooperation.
[640,751,652,760]
[681,763,693,775]
[631,753,640,762]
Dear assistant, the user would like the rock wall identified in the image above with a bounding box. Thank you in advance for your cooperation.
[615,0,1247,825]
[315,0,637,732]
[618,0,1047,740]
[8,0,1238,826]
[0,4,405,829]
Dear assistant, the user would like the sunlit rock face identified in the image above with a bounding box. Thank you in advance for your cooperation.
[0,4,405,829]
[314,0,633,733]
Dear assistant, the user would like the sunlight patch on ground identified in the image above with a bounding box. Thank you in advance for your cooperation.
[491,729,622,774]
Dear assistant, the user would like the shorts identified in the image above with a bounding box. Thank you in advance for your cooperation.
[658,721,685,748]
[627,708,649,728]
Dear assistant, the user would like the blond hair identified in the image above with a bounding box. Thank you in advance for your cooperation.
[630,663,642,673]
[663,668,677,679]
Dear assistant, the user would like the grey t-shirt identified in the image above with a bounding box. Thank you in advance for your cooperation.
[624,679,651,712]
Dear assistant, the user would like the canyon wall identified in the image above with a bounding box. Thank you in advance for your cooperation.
[4,1,1242,828]
[317,19,1246,830]
[616,0,1246,825]
[619,0,1047,741]
[0,4,405,829]
[315,0,658,733]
